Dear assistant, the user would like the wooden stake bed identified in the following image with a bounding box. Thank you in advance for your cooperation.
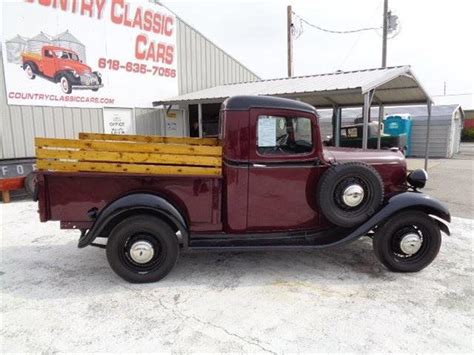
[35,133,222,176]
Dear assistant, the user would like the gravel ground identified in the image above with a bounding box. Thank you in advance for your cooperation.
[1,201,473,353]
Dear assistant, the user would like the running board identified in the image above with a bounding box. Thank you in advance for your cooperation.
[188,228,355,251]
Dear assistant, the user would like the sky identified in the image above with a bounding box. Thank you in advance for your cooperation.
[163,0,474,108]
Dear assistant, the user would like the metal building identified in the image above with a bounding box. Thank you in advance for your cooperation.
[26,32,52,54]
[155,65,460,166]
[317,105,464,158]
[5,35,27,64]
[0,11,260,160]
[53,31,86,62]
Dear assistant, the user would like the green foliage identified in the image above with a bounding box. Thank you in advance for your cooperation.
[461,127,474,141]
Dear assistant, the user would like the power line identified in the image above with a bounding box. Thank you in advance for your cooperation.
[293,12,382,34]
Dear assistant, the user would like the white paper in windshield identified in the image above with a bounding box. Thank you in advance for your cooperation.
[258,117,276,147]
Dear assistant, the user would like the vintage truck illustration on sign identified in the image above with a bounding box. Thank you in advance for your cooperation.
[33,96,450,283]
[22,45,103,94]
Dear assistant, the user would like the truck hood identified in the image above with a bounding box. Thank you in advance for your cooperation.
[61,60,92,74]
[323,146,406,166]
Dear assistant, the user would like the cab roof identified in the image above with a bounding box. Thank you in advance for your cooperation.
[42,45,78,54]
[221,95,318,114]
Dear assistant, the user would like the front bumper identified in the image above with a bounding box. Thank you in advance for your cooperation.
[72,84,104,90]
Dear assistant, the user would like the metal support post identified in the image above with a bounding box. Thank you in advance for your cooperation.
[287,5,293,77]
[424,100,432,170]
[362,93,370,149]
[335,106,341,147]
[198,103,203,138]
[377,104,384,149]
[382,0,388,67]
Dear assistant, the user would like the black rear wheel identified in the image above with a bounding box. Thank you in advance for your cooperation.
[23,62,36,79]
[24,172,36,197]
[106,216,179,283]
[373,210,441,272]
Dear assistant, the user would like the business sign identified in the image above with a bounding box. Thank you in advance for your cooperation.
[1,0,178,108]
[103,107,134,134]
[165,110,185,136]
[0,158,36,179]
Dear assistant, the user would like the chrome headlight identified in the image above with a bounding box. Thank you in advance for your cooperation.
[407,169,428,189]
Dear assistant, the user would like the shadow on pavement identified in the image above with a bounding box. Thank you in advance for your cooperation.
[1,236,396,300]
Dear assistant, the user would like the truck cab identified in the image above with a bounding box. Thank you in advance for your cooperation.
[221,96,406,233]
[35,95,450,283]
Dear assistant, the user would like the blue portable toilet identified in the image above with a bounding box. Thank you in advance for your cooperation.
[383,114,413,156]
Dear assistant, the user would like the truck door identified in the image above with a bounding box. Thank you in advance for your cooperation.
[246,108,324,232]
[41,49,57,78]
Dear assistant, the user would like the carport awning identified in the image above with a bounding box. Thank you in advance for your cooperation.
[154,65,432,108]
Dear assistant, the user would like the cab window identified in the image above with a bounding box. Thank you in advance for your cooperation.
[347,127,358,138]
[257,115,312,155]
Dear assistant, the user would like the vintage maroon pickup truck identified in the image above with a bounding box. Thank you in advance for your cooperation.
[35,96,450,283]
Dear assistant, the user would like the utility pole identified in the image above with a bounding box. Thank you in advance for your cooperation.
[287,5,293,77]
[381,0,388,67]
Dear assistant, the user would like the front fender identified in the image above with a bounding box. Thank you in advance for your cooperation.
[343,192,451,243]
[78,193,189,248]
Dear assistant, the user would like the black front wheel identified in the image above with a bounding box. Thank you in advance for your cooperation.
[106,216,179,283]
[373,210,442,272]
[59,73,73,94]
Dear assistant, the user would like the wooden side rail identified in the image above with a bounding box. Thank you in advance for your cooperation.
[35,135,223,176]
[79,132,219,146]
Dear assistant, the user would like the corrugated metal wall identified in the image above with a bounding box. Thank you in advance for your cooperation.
[0,7,260,160]
[318,106,463,158]
[135,108,164,135]
[410,120,450,158]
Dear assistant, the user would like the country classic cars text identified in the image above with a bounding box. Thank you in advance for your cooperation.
[24,0,175,64]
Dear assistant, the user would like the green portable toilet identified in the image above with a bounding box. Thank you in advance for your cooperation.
[384,114,413,156]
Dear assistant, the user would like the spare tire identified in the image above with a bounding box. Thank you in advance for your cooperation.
[317,162,384,228]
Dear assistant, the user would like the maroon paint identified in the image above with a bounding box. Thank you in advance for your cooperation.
[37,103,408,236]
[39,172,222,232]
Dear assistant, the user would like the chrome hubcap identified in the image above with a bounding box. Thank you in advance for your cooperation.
[342,184,365,207]
[129,240,155,264]
[400,233,422,255]
[26,66,33,78]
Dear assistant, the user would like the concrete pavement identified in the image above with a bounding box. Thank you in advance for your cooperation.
[409,143,474,219]
[1,200,472,353]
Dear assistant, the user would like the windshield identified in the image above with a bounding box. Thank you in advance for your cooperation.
[54,50,79,61]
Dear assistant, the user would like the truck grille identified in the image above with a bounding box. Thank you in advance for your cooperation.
[80,73,99,86]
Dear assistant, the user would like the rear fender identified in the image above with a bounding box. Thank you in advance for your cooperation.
[78,193,189,248]
[343,192,451,243]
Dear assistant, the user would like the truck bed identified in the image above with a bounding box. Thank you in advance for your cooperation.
[36,133,224,232]
[37,171,223,232]
[22,52,42,62]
